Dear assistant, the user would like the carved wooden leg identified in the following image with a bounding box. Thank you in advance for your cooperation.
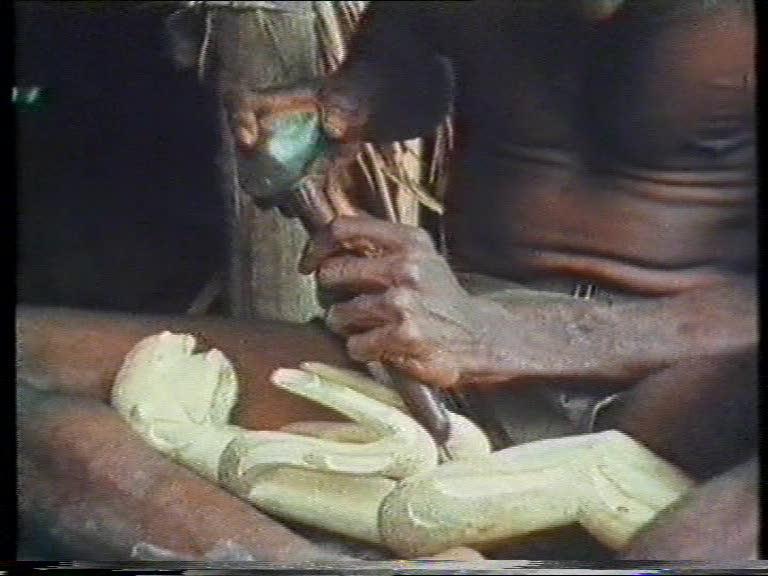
[380,431,693,557]
[299,362,492,461]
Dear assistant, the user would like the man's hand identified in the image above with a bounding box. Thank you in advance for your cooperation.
[304,216,755,392]
[227,84,318,152]
[226,81,368,162]
[304,215,503,390]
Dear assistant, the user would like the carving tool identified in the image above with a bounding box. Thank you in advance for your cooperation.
[236,104,454,459]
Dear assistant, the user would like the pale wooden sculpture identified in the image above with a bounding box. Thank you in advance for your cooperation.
[112,332,693,557]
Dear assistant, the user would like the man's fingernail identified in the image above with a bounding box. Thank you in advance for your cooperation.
[241,108,258,125]
[237,128,255,148]
[323,119,346,139]
[321,107,349,135]
[326,126,345,139]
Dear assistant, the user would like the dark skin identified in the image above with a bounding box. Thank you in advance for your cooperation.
[16,307,757,559]
[620,456,759,560]
[304,216,757,479]
[18,0,758,562]
[305,215,756,392]
[232,0,757,471]
[16,306,484,561]
[224,2,759,556]
[237,0,756,292]
[16,305,353,430]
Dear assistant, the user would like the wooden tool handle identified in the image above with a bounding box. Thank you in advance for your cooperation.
[289,180,453,449]
[390,369,452,446]
[367,361,452,446]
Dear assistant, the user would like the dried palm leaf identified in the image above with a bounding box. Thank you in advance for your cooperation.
[311,1,451,225]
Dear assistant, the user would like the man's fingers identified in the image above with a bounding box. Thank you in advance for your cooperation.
[299,232,340,275]
[231,107,259,150]
[327,216,429,253]
[229,86,320,150]
[411,354,461,390]
[236,125,258,150]
[321,107,353,140]
[347,326,400,363]
[319,89,368,141]
[299,217,434,278]
[317,255,390,292]
[302,217,433,275]
[299,214,379,275]
[347,327,459,389]
[347,321,427,364]
[247,86,318,116]
[306,216,431,276]
[326,294,400,336]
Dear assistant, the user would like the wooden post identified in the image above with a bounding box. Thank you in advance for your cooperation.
[211,4,325,323]
[166,1,445,323]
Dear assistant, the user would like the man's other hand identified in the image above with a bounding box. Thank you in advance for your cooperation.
[226,82,367,159]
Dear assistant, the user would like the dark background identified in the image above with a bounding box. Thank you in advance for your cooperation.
[15,2,225,314]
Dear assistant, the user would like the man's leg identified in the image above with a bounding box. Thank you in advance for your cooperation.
[15,306,366,559]
[16,307,486,560]
[595,353,759,560]
[17,385,345,561]
[17,305,356,430]
[621,456,759,560]
[596,351,758,481]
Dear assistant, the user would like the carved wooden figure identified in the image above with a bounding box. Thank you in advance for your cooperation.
[112,331,692,558]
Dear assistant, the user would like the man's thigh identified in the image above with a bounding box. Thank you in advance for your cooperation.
[16,306,355,430]
[17,386,337,561]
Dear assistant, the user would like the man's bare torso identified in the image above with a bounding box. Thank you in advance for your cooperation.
[435,1,756,295]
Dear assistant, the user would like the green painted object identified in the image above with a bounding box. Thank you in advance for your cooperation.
[266,112,330,184]
[239,110,331,204]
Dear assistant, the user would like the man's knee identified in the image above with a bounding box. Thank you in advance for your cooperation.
[621,456,759,560]
[598,351,757,479]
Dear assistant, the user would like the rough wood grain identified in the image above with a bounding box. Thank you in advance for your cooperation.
[212,5,324,322]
